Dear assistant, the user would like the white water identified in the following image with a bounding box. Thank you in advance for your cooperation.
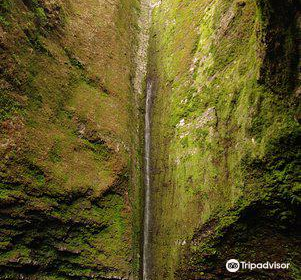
[143,80,153,280]
[137,1,161,279]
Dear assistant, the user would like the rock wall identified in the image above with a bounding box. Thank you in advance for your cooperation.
[1,0,300,279]
[0,0,143,279]
[149,0,300,279]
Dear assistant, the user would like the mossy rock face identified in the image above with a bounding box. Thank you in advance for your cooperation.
[1,0,300,278]
[149,0,300,279]
[0,0,142,279]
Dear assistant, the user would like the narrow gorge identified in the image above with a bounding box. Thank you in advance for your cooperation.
[0,0,300,280]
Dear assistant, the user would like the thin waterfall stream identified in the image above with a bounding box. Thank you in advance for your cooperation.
[137,1,161,279]
[132,0,152,275]
[143,80,153,280]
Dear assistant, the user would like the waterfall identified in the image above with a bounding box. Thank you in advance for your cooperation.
[143,80,153,280]
[134,1,161,279]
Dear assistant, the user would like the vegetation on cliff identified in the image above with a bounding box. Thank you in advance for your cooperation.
[0,0,300,279]
[0,0,143,279]
[149,0,300,279]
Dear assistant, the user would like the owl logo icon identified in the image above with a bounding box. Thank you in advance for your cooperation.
[226,259,240,272]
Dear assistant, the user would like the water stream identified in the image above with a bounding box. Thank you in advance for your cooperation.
[143,80,153,280]
[137,1,161,279]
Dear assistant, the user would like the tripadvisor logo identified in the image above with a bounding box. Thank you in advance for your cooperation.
[226,259,240,272]
[226,259,290,273]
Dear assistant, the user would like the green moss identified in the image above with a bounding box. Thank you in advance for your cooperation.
[64,48,85,70]
[0,0,11,13]
[35,6,47,23]
[49,138,62,163]
[149,0,300,278]
[23,29,51,54]
[0,0,11,26]
[0,0,141,278]
[0,15,10,26]
[0,92,22,121]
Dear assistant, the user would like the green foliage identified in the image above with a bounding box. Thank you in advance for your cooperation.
[0,14,10,26]
[0,92,22,121]
[0,0,11,26]
[64,48,85,70]
[23,29,51,54]
[49,138,62,163]
[35,6,47,23]
[0,0,11,13]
